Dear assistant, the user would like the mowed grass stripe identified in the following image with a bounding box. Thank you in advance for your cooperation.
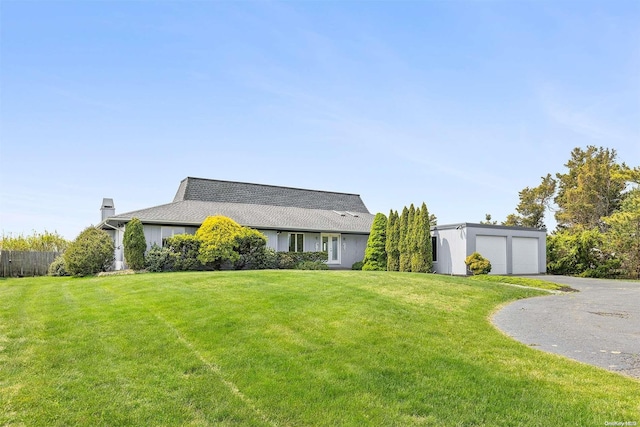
[0,277,272,426]
[1,271,639,426]
[148,310,278,427]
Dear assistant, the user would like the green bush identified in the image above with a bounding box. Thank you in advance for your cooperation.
[123,218,146,270]
[251,248,278,270]
[146,244,173,272]
[352,261,364,270]
[165,234,202,271]
[465,252,492,275]
[196,216,245,269]
[276,252,328,269]
[64,227,115,276]
[48,255,69,276]
[295,260,329,270]
[233,228,268,270]
[362,213,387,271]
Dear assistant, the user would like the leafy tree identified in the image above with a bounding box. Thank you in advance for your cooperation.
[123,218,146,270]
[603,187,640,278]
[0,230,69,252]
[362,213,388,271]
[504,174,556,229]
[546,228,620,278]
[465,252,491,275]
[480,214,498,225]
[385,210,400,271]
[398,207,410,272]
[429,213,437,227]
[555,146,627,230]
[64,227,115,276]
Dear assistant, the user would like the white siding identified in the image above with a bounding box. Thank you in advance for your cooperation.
[476,235,507,275]
[512,237,539,274]
[432,228,468,275]
[258,230,278,250]
[340,234,368,269]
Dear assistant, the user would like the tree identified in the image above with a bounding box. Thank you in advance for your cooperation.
[412,202,433,273]
[400,205,415,272]
[64,227,115,276]
[398,207,410,272]
[123,218,146,270]
[480,214,497,225]
[504,174,556,229]
[546,228,620,278]
[555,146,627,230]
[362,213,388,271]
[0,230,69,252]
[603,187,640,278]
[385,210,400,271]
[196,216,245,268]
[429,213,437,227]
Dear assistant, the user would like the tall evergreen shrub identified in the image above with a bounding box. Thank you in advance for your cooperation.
[398,207,410,272]
[400,205,415,272]
[362,213,388,271]
[410,206,423,272]
[123,218,146,270]
[385,210,400,271]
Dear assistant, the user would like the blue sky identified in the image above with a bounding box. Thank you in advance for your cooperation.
[1,0,639,240]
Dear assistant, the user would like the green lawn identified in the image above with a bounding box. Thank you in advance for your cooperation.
[468,274,577,292]
[1,271,638,426]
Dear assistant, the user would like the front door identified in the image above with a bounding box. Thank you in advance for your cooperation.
[322,234,341,265]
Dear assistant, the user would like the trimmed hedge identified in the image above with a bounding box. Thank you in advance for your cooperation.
[276,252,328,269]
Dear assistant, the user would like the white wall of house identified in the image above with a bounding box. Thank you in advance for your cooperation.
[142,225,198,251]
[107,223,370,271]
[340,234,369,269]
[432,224,546,275]
[258,230,278,251]
[432,227,468,275]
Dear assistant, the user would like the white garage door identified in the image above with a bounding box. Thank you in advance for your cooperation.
[476,235,507,275]
[512,237,539,274]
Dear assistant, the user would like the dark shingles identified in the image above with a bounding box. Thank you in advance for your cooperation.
[112,201,375,234]
[173,177,370,213]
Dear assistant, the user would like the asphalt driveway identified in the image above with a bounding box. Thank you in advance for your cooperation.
[492,275,640,379]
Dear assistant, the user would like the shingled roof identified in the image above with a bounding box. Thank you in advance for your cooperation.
[102,178,375,234]
[108,200,374,233]
[173,177,370,213]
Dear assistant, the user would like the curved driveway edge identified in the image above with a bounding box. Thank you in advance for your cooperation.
[492,275,640,379]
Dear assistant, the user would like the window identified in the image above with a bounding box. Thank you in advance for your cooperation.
[289,233,304,252]
[161,226,185,242]
[431,236,437,262]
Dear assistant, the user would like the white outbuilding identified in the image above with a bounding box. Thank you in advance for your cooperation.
[431,223,546,275]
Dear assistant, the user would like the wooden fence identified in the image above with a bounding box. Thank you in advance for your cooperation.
[0,251,61,277]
